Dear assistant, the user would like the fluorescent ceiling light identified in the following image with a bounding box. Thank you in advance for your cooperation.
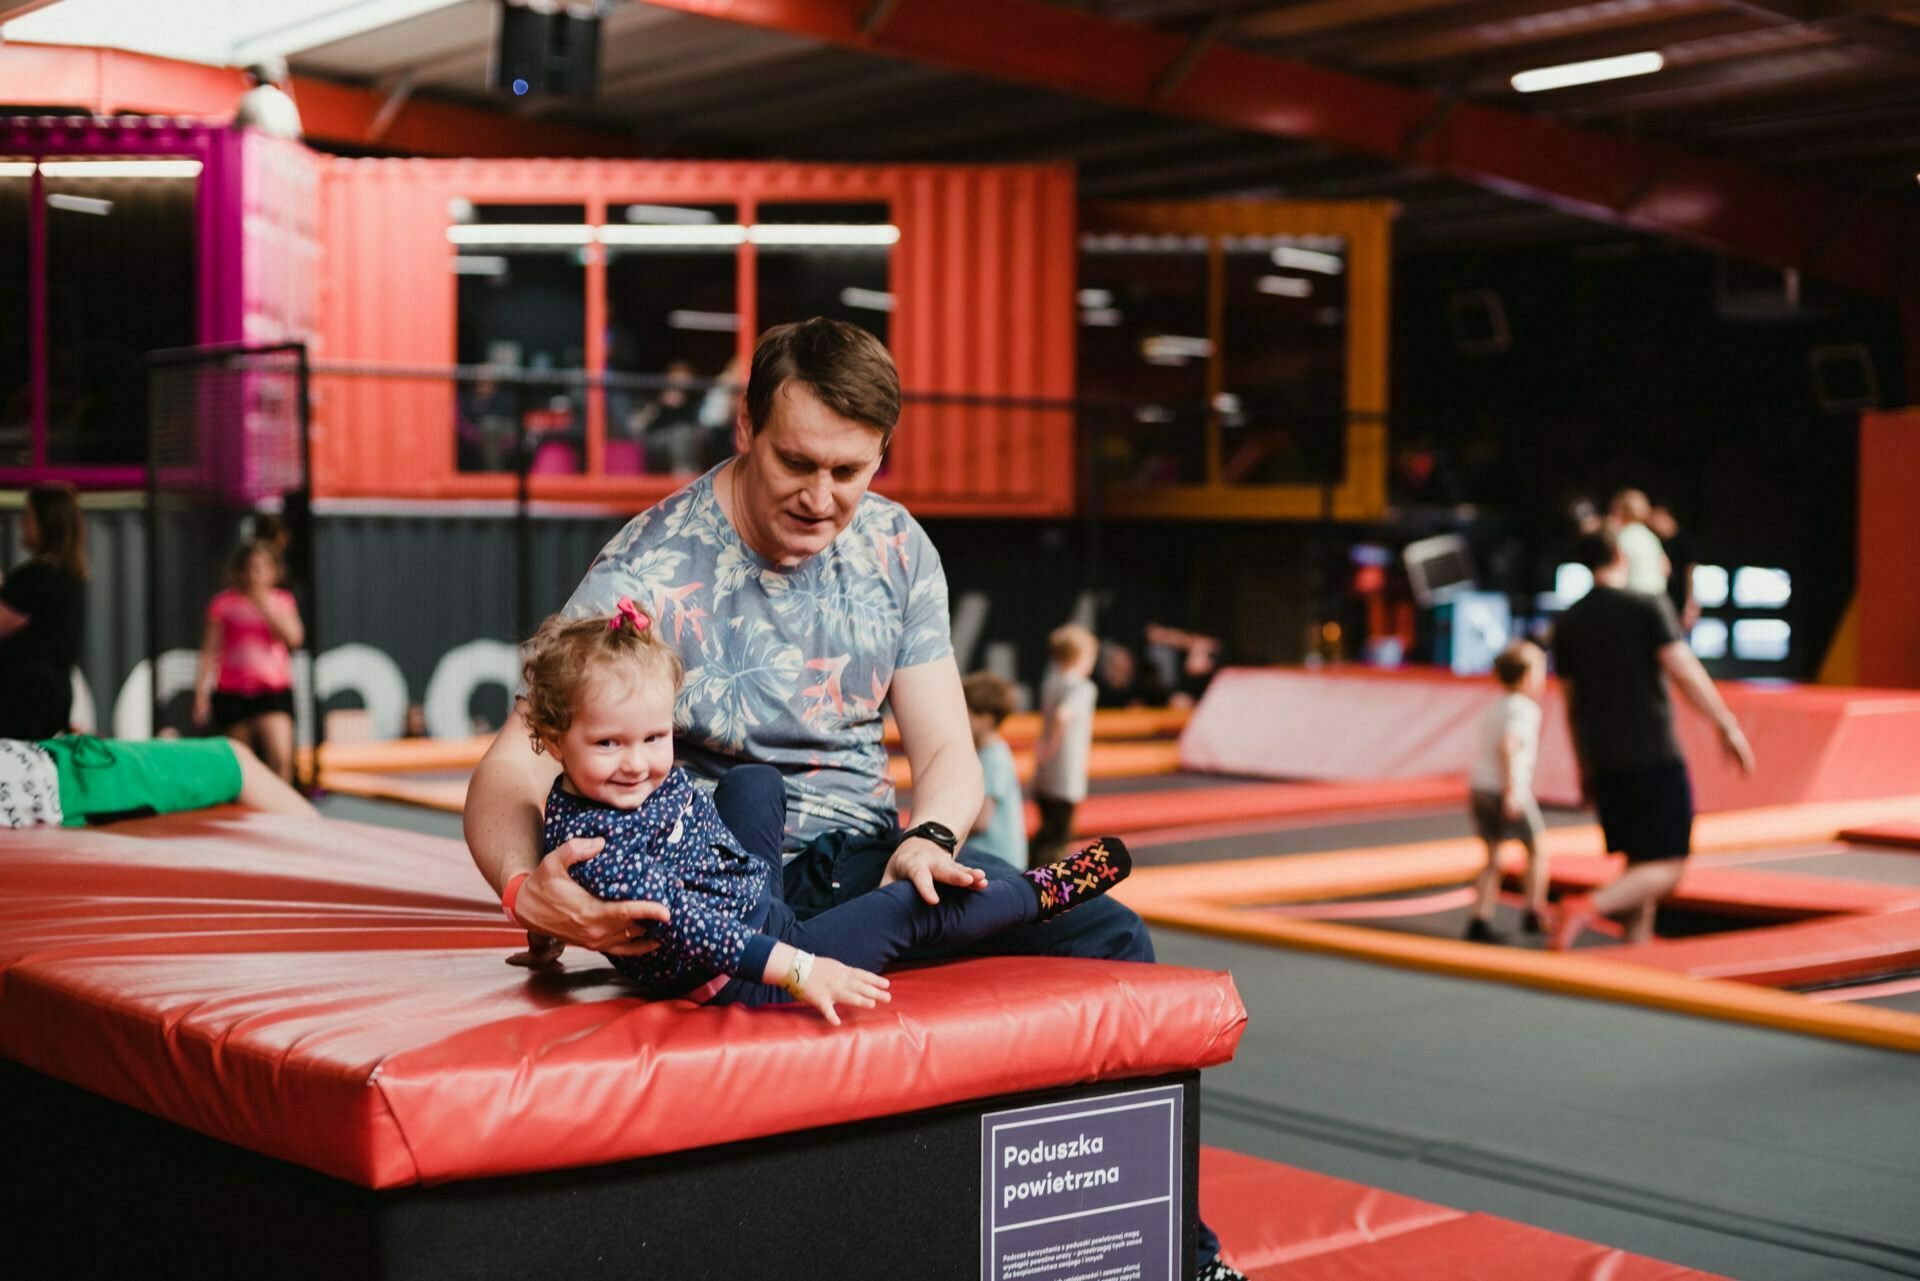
[625,204,719,225]
[39,160,202,178]
[447,224,594,246]
[748,224,899,246]
[839,287,895,312]
[1270,246,1343,274]
[0,162,34,177]
[598,225,746,246]
[1077,289,1114,308]
[1257,275,1314,298]
[47,193,114,215]
[1,0,464,67]
[1079,308,1123,328]
[1511,51,1663,93]
[1142,335,1213,362]
[452,255,510,277]
[667,310,741,332]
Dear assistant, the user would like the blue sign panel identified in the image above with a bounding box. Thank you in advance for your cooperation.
[981,1084,1183,1281]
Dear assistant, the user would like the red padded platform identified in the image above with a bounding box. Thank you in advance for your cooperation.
[0,809,1245,1189]
[1546,854,1920,918]
[1839,820,1920,850]
[1605,907,1920,986]
[1183,667,1920,814]
[1059,775,1465,837]
[1199,1147,1723,1280]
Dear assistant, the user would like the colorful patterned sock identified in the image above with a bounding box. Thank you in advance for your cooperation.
[1022,836,1132,922]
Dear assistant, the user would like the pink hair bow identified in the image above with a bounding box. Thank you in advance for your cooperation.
[611,597,651,632]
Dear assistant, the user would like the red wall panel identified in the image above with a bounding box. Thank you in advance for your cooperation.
[314,158,1076,516]
[1858,409,1920,689]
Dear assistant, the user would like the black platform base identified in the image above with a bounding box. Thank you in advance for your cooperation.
[5,1060,1200,1281]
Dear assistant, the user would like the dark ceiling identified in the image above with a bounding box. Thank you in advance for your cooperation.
[289,0,1920,255]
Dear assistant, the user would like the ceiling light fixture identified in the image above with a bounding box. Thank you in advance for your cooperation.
[447,224,595,246]
[38,160,203,178]
[1270,246,1343,274]
[1257,275,1314,298]
[1512,51,1663,93]
[748,224,899,246]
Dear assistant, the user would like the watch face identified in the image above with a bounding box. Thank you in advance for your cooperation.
[912,821,957,850]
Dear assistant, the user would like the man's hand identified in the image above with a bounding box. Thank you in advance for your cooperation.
[1719,720,1756,776]
[512,836,670,954]
[795,956,891,1026]
[880,835,987,905]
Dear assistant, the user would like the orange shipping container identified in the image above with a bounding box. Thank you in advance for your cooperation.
[313,158,1077,516]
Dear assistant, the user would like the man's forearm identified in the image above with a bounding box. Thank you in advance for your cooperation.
[463,724,553,892]
[904,738,984,836]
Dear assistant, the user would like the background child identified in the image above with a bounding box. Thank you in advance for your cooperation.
[962,671,1028,868]
[0,734,315,828]
[1032,623,1099,863]
[194,539,305,781]
[1465,640,1548,941]
[512,600,1131,1025]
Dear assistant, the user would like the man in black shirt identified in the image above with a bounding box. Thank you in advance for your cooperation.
[1548,528,1754,948]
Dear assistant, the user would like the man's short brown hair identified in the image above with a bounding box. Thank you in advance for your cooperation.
[963,671,1017,726]
[745,317,900,446]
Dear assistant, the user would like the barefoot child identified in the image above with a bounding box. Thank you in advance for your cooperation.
[507,600,1132,1024]
[1465,640,1548,942]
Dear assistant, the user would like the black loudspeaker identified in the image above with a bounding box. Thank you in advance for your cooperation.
[1809,343,1880,414]
[1448,290,1510,356]
[493,2,601,100]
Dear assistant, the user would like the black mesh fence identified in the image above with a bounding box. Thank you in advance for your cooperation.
[145,342,318,784]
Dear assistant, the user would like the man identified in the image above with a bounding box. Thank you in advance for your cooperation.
[464,318,1241,1280]
[1547,527,1755,948]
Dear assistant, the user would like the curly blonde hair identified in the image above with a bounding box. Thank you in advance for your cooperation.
[521,606,684,754]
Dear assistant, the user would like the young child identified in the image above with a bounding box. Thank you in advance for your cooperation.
[1465,640,1549,942]
[513,600,1132,1025]
[962,671,1029,868]
[0,734,316,828]
[1031,623,1099,863]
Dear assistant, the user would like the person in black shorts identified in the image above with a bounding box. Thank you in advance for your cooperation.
[0,485,89,739]
[1547,527,1755,948]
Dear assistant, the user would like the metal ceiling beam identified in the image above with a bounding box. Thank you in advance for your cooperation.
[631,0,1920,295]
[0,42,639,157]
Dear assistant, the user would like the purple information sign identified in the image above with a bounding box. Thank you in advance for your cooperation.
[980,1084,1183,1281]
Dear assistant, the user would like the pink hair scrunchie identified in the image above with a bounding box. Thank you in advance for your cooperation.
[610,597,651,632]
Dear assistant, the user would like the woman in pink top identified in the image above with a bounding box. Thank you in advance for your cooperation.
[193,540,305,781]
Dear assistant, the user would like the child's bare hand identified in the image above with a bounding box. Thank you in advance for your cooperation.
[507,931,566,968]
[797,957,891,1026]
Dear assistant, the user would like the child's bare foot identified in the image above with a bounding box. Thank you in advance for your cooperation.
[508,931,566,968]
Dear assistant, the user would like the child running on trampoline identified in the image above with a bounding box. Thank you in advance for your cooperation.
[1464,640,1549,942]
[509,600,1132,1024]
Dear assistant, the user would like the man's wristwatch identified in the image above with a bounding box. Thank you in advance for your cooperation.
[897,820,959,854]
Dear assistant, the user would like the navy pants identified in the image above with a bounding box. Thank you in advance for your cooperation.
[710,767,1220,1269]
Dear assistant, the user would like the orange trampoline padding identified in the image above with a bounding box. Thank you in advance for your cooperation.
[1062,775,1465,836]
[1184,666,1920,815]
[1200,1147,1723,1280]
[1839,820,1920,850]
[1603,907,1920,987]
[885,706,1190,749]
[0,810,1246,1189]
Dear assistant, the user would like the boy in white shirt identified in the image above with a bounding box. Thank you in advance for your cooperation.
[1466,640,1548,942]
[1032,624,1099,863]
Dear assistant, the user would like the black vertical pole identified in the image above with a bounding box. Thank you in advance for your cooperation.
[514,378,533,641]
[145,359,163,745]
[295,342,321,793]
